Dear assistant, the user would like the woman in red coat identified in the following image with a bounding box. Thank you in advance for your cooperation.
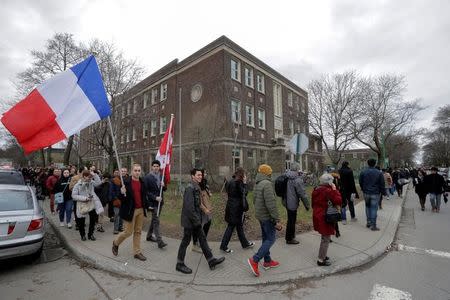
[312,173,342,266]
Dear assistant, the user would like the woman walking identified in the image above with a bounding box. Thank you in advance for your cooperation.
[220,167,254,253]
[192,169,213,253]
[312,174,342,266]
[72,170,103,241]
[54,169,73,228]
[414,170,427,211]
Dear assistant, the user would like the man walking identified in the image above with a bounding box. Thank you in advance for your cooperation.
[248,164,282,277]
[176,168,225,274]
[144,160,167,249]
[359,159,385,231]
[424,166,446,213]
[283,162,309,245]
[339,161,359,224]
[46,168,61,214]
[112,164,149,261]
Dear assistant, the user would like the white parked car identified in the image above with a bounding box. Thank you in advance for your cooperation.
[0,184,45,260]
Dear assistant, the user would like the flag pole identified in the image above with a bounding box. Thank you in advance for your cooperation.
[157,113,174,217]
[107,116,124,187]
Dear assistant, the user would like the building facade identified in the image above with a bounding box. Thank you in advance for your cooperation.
[80,36,323,179]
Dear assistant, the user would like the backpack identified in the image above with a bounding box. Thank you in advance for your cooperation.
[274,174,289,198]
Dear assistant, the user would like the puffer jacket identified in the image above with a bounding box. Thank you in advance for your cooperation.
[253,173,279,222]
[71,174,104,218]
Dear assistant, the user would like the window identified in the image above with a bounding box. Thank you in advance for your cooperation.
[245,105,254,127]
[258,109,266,129]
[143,93,149,108]
[192,149,201,168]
[244,67,254,88]
[231,100,241,123]
[314,140,318,151]
[301,100,305,113]
[295,97,300,111]
[126,128,130,142]
[143,123,148,138]
[120,134,124,144]
[127,102,132,115]
[232,147,242,168]
[287,91,293,107]
[132,126,136,141]
[353,153,358,159]
[256,74,265,93]
[160,116,167,134]
[160,83,167,101]
[151,88,158,105]
[289,120,294,135]
[231,59,241,82]
[121,106,125,119]
[247,149,256,168]
[133,99,137,113]
[273,82,282,117]
[151,120,157,137]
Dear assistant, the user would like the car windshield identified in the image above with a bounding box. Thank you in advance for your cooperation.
[0,190,33,211]
[0,171,26,185]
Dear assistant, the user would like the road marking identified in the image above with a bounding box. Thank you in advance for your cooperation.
[369,284,412,300]
[398,244,450,260]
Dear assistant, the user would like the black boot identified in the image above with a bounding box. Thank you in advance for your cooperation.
[176,263,192,274]
[208,257,225,270]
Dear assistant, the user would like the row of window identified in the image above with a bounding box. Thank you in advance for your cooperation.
[231,59,265,93]
[119,117,168,144]
[117,83,168,119]
[231,100,266,129]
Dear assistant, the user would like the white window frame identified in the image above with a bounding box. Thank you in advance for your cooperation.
[232,147,242,168]
[120,134,124,144]
[257,109,266,130]
[273,82,282,117]
[132,126,136,141]
[231,59,241,82]
[160,83,167,101]
[151,88,158,105]
[231,100,241,124]
[150,120,157,137]
[160,116,167,134]
[143,123,148,138]
[256,74,265,93]
[121,105,125,119]
[289,120,294,135]
[287,91,293,107]
[244,67,254,88]
[127,102,132,115]
[126,128,130,142]
[133,99,137,113]
[301,100,306,113]
[143,92,149,109]
[245,105,254,127]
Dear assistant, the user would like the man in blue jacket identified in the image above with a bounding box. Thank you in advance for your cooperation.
[359,158,385,231]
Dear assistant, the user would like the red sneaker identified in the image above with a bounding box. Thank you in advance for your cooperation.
[247,258,260,277]
[263,260,280,270]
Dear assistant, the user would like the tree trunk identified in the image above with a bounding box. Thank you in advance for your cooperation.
[64,135,74,165]
[47,146,52,166]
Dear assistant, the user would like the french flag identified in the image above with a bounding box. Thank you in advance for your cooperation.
[1,55,111,155]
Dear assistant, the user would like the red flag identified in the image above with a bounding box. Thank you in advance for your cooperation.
[155,115,174,185]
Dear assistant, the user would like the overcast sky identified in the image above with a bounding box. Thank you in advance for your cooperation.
[1,0,449,132]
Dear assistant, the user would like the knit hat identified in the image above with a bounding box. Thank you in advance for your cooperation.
[319,173,334,185]
[258,164,272,176]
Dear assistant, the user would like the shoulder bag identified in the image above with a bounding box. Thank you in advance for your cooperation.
[325,198,341,223]
[54,183,68,204]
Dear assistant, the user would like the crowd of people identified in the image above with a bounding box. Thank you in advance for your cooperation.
[18,159,447,277]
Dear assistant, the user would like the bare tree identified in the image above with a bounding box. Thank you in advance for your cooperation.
[80,39,145,171]
[14,33,85,165]
[352,74,424,167]
[422,105,450,166]
[308,71,364,166]
[385,133,420,167]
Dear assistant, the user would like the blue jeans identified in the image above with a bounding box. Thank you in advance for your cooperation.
[57,199,73,223]
[429,193,442,210]
[253,220,276,263]
[364,194,380,228]
[113,207,123,231]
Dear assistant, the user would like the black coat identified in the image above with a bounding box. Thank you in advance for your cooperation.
[338,166,358,206]
[143,173,165,209]
[54,176,72,202]
[95,180,111,207]
[225,179,248,225]
[119,177,149,222]
[180,181,202,229]
[414,176,427,198]
[424,173,445,194]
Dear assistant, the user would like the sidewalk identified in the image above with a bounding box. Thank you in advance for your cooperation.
[44,187,408,286]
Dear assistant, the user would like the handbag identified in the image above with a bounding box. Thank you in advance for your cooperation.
[79,198,95,215]
[200,190,212,215]
[54,183,68,204]
[325,199,342,223]
[444,193,448,204]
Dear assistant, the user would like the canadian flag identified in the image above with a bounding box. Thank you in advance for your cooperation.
[156,114,174,185]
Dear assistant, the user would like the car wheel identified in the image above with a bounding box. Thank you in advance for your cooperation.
[26,245,43,264]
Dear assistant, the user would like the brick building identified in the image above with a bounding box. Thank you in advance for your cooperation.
[80,36,324,180]
[324,148,378,176]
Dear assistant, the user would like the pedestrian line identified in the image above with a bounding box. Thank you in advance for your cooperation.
[397,244,450,260]
[369,284,412,300]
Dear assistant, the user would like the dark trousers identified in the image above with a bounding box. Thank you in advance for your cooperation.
[285,209,297,241]
[220,222,249,249]
[76,210,97,238]
[147,203,163,241]
[108,202,115,218]
[193,220,211,244]
[177,227,212,264]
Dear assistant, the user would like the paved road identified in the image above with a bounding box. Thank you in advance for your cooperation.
[1,190,449,299]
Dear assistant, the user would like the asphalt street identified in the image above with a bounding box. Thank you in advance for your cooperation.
[1,190,449,300]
